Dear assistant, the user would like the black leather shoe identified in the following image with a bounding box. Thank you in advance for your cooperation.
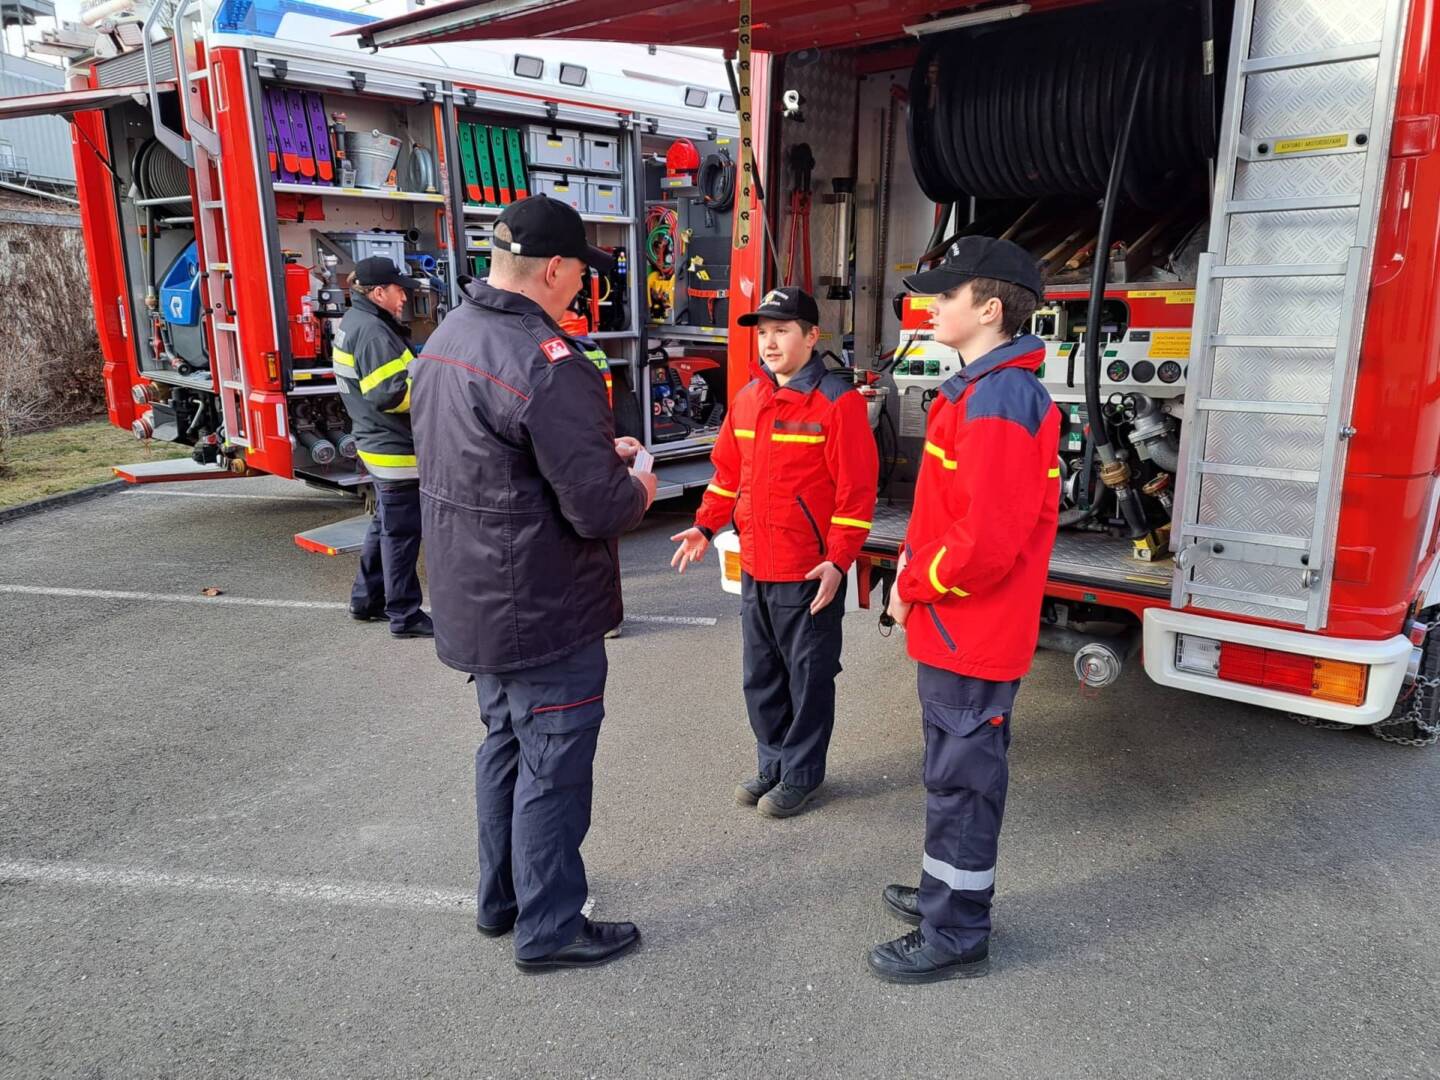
[883,884,922,926]
[391,611,434,639]
[476,915,516,938]
[349,603,385,622]
[515,918,641,973]
[757,782,818,818]
[868,929,990,984]
[735,773,779,806]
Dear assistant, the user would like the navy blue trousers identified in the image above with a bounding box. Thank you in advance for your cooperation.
[474,639,607,960]
[916,662,1019,956]
[740,573,846,790]
[351,480,423,631]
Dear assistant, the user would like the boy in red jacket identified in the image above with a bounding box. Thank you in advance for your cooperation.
[671,287,878,818]
[869,237,1059,983]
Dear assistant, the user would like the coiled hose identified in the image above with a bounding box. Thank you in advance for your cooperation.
[698,151,736,212]
[907,1,1214,210]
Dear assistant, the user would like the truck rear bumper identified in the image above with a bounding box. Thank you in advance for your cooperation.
[1142,608,1413,725]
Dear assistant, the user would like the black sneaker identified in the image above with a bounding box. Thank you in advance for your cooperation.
[391,611,434,639]
[514,918,641,973]
[757,782,818,818]
[735,773,779,806]
[867,928,990,984]
[882,884,922,926]
[349,602,386,622]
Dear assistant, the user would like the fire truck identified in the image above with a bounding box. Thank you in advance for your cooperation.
[350,0,1440,745]
[0,0,740,533]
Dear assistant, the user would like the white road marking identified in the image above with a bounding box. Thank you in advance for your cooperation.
[0,584,346,610]
[0,584,721,624]
[0,858,473,914]
[127,490,354,503]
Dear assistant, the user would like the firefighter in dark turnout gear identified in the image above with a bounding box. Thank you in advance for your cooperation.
[409,196,657,972]
[335,256,432,639]
[673,287,878,819]
[871,237,1059,984]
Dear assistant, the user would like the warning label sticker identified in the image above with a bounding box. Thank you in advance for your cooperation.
[908,296,936,311]
[1128,290,1196,304]
[1148,331,1192,359]
[1273,133,1350,155]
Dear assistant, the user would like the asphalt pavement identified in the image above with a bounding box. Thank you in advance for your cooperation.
[2,476,1438,1079]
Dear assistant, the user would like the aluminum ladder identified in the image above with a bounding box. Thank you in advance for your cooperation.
[1171,0,1410,631]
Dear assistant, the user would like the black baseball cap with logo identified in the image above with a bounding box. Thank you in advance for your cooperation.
[737,285,821,326]
[355,255,421,291]
[902,235,1044,299]
[495,194,616,273]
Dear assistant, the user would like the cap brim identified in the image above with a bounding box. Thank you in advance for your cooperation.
[583,244,617,274]
[902,266,968,295]
[737,307,797,326]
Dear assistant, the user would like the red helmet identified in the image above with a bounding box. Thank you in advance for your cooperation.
[665,138,701,177]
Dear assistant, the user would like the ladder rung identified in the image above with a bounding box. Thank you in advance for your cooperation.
[221,380,243,391]
[215,322,239,332]
[201,201,225,210]
[188,69,210,81]
[1183,525,1311,551]
[1226,194,1362,215]
[1211,334,1337,351]
[1241,41,1383,76]
[1196,398,1328,416]
[1212,262,1347,279]
[1186,582,1308,613]
[1199,461,1320,484]
[208,262,230,272]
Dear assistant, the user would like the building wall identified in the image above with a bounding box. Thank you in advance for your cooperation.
[0,51,74,186]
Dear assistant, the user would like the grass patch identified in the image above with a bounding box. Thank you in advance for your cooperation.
[0,419,189,509]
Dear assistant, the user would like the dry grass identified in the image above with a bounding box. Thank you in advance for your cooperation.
[0,420,188,509]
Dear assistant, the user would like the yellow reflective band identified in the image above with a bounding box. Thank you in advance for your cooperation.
[772,433,826,444]
[924,440,958,470]
[356,449,417,468]
[332,348,355,368]
[928,546,969,598]
[707,483,738,499]
[384,380,412,414]
[831,516,872,529]
[734,429,756,439]
[1047,467,1061,478]
[359,350,414,394]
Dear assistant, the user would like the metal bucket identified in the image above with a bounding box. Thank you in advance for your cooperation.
[342,129,402,189]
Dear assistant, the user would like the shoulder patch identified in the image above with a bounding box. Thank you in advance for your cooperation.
[540,337,572,363]
[965,368,1055,437]
[817,372,855,403]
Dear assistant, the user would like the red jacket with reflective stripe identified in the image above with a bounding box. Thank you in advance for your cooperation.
[897,335,1061,681]
[695,354,878,581]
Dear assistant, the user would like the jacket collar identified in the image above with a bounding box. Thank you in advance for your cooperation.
[461,276,554,322]
[350,292,409,338]
[762,351,826,396]
[939,334,1046,401]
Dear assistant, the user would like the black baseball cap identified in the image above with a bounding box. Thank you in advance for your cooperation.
[355,255,420,291]
[902,236,1044,299]
[496,194,616,274]
[737,285,821,326]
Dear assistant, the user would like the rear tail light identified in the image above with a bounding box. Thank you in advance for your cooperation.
[1175,634,1369,707]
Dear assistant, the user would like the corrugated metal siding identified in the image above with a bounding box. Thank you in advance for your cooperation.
[0,54,74,185]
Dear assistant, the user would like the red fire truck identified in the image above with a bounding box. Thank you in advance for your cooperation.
[352,0,1440,744]
[1,0,739,530]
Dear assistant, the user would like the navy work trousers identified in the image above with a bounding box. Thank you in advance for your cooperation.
[740,572,846,790]
[916,662,1020,956]
[351,479,423,632]
[474,639,607,960]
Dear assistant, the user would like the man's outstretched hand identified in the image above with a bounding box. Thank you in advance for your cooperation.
[671,527,710,573]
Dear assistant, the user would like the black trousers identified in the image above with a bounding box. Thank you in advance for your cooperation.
[350,480,422,631]
[740,573,846,790]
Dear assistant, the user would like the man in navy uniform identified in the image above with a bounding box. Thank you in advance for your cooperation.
[409,196,656,972]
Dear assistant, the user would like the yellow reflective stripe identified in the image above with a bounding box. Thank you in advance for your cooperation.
[924,440,957,470]
[707,483,738,499]
[332,348,355,369]
[734,428,756,439]
[358,350,414,394]
[772,433,826,444]
[928,546,969,598]
[384,380,412,414]
[831,516,872,529]
[1047,467,1061,478]
[356,449,417,468]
